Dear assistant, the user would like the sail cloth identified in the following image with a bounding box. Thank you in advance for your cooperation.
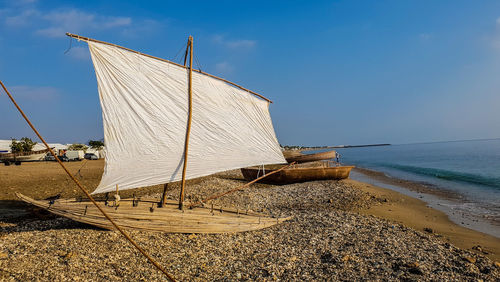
[88,41,286,194]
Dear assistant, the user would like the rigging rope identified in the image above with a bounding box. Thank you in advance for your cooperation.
[187,162,295,209]
[74,159,89,178]
[64,37,73,54]
[172,42,187,65]
[194,52,203,72]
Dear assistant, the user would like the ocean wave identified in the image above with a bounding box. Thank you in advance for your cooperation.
[378,163,500,189]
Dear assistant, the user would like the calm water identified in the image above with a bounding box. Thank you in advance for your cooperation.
[312,139,500,235]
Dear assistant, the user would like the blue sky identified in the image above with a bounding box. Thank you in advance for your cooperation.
[1,0,499,146]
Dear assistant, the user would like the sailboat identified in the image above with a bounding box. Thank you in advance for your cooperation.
[14,33,292,233]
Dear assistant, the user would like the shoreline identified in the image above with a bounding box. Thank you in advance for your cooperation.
[345,169,500,261]
[349,167,500,238]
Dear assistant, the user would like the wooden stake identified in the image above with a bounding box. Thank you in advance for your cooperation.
[65,33,272,103]
[114,184,120,207]
[179,36,194,210]
[0,80,175,281]
[160,183,168,208]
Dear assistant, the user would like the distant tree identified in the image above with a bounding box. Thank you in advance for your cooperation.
[88,140,104,150]
[10,137,37,153]
[67,143,88,151]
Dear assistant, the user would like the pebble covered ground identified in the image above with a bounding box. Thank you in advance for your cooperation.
[1,170,499,281]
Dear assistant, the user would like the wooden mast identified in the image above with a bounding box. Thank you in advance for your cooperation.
[179,35,194,210]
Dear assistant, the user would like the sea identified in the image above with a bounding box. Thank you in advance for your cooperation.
[310,139,500,237]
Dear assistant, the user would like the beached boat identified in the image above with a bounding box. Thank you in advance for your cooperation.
[241,163,354,184]
[0,148,50,165]
[9,33,291,234]
[284,150,336,163]
[17,193,290,233]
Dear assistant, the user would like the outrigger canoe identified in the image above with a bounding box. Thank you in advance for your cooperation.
[16,193,291,233]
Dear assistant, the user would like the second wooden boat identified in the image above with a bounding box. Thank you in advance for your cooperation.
[241,163,354,184]
[0,148,50,165]
[284,150,336,163]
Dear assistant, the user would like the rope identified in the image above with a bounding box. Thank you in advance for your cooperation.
[172,42,187,64]
[188,162,296,209]
[64,37,73,54]
[0,80,176,282]
[256,164,265,178]
[74,159,89,178]
[194,52,203,72]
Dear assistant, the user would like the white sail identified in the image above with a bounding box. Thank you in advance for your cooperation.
[88,41,286,194]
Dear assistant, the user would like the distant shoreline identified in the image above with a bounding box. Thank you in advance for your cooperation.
[283,143,391,151]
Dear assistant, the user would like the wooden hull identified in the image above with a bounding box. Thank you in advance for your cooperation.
[284,150,336,164]
[241,165,354,184]
[16,193,291,233]
[0,148,49,162]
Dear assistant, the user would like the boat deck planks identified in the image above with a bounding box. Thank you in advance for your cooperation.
[17,193,291,233]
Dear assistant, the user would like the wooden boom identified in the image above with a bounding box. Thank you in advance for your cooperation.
[65,33,272,103]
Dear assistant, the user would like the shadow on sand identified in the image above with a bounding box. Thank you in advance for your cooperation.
[0,199,106,233]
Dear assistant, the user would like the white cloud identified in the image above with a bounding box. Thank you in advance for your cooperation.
[492,18,500,50]
[120,19,162,38]
[36,27,65,37]
[35,9,132,38]
[10,86,60,101]
[17,0,38,4]
[419,33,432,41]
[101,17,131,28]
[215,61,234,74]
[3,5,134,38]
[5,9,39,27]
[213,35,257,49]
[66,46,90,60]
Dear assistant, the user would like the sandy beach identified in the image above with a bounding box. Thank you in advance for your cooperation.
[0,160,499,280]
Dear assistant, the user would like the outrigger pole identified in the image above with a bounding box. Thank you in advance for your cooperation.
[0,80,176,282]
[179,36,194,210]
